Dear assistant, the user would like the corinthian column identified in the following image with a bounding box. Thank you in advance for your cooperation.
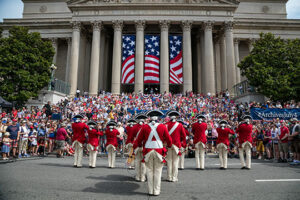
[224,21,236,95]
[160,20,170,94]
[182,20,193,93]
[234,38,241,83]
[51,38,58,64]
[214,37,221,92]
[135,20,145,93]
[69,22,81,96]
[111,20,123,94]
[202,21,215,95]
[89,21,102,96]
[219,34,227,91]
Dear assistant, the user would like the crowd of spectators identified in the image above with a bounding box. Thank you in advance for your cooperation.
[0,91,299,165]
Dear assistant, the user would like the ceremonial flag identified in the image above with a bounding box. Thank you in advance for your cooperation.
[121,35,135,84]
[169,35,183,84]
[144,35,160,84]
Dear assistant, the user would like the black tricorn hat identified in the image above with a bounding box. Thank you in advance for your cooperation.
[219,120,228,125]
[166,110,180,117]
[146,110,164,117]
[177,120,184,124]
[195,114,206,119]
[243,115,252,120]
[128,119,137,123]
[135,113,148,120]
[74,114,84,119]
[87,121,97,126]
[107,121,117,127]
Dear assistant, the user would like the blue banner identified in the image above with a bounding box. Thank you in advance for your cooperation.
[250,108,300,121]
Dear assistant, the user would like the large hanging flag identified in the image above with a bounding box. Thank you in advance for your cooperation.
[169,35,183,84]
[121,35,135,84]
[144,35,160,84]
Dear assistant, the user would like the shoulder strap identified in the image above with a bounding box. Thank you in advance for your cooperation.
[145,123,163,149]
[169,122,179,135]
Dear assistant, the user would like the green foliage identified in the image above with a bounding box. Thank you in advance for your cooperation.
[0,26,54,107]
[238,33,300,102]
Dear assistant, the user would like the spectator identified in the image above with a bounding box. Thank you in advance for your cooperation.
[19,120,30,158]
[55,123,69,158]
[6,119,20,158]
[289,118,300,164]
[1,132,11,160]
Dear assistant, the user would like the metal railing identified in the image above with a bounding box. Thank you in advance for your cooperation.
[233,80,256,97]
[49,78,70,95]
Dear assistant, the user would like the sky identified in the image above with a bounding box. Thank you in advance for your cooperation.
[0,0,299,22]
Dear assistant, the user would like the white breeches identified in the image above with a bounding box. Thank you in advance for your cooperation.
[74,142,83,167]
[135,149,146,181]
[179,150,185,169]
[217,144,228,168]
[106,145,116,168]
[166,147,179,182]
[195,143,205,169]
[145,151,164,196]
[239,142,252,168]
[88,150,97,167]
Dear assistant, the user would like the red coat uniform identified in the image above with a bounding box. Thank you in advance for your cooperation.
[131,124,144,147]
[125,125,136,145]
[72,122,89,144]
[88,129,103,148]
[192,122,207,145]
[236,123,253,145]
[216,128,234,147]
[105,128,120,148]
[165,121,186,149]
[133,123,172,157]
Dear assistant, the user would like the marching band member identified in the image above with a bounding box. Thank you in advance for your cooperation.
[133,110,172,196]
[216,120,234,170]
[236,115,253,170]
[133,113,148,182]
[87,121,103,168]
[72,114,89,168]
[105,121,120,168]
[178,120,189,170]
[125,118,137,169]
[165,111,186,182]
[192,114,207,170]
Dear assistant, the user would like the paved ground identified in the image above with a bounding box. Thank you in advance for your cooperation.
[0,155,299,200]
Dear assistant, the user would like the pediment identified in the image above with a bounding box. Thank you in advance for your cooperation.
[67,0,239,6]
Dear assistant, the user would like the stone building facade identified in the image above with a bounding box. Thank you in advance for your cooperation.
[1,0,300,96]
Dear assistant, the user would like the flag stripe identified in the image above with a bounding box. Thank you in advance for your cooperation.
[169,35,183,84]
[121,35,135,84]
[144,35,160,83]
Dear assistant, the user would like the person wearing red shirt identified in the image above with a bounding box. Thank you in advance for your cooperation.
[72,114,89,168]
[87,121,103,168]
[133,110,172,196]
[178,122,189,170]
[165,110,186,182]
[125,119,137,169]
[192,114,207,170]
[105,121,120,168]
[278,122,289,162]
[132,113,148,182]
[216,120,234,170]
[236,115,253,170]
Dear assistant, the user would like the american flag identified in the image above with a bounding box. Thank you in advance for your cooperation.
[144,35,160,84]
[121,35,135,84]
[169,35,183,84]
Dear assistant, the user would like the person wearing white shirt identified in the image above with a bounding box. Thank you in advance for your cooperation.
[19,121,30,158]
[270,124,279,160]
[116,122,125,154]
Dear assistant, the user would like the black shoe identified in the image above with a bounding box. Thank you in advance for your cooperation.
[73,165,77,168]
[76,166,82,168]
[241,166,246,169]
[223,168,227,170]
[278,158,283,163]
[245,167,250,170]
[200,168,205,170]
[196,168,201,170]
[220,167,224,170]
[283,159,287,163]
[89,166,95,168]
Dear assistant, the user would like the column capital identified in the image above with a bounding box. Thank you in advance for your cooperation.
[202,21,214,31]
[112,20,123,31]
[224,21,234,32]
[159,20,170,31]
[71,21,81,31]
[91,21,102,31]
[234,38,240,45]
[247,38,256,44]
[50,38,58,45]
[135,20,146,31]
[181,20,193,32]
